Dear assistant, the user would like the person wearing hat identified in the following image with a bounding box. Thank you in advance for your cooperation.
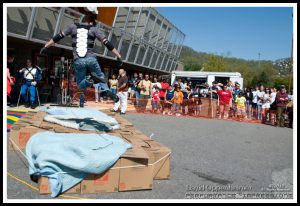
[275,85,289,127]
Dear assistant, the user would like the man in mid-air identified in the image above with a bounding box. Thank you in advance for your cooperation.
[40,13,122,102]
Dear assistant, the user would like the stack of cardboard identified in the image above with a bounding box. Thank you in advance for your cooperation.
[8,110,171,194]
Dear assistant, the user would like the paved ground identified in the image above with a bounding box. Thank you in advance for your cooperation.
[6,112,293,199]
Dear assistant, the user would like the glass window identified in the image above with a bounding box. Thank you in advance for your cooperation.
[128,39,139,63]
[58,8,83,47]
[150,49,159,68]
[94,24,111,55]
[143,13,155,42]
[32,7,60,41]
[7,7,32,36]
[150,16,162,44]
[114,7,129,29]
[125,8,140,35]
[161,55,169,71]
[136,43,147,65]
[135,9,149,38]
[120,33,132,58]
[143,46,153,67]
[106,29,122,57]
[157,23,167,48]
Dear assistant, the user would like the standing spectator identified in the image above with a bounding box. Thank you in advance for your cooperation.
[262,88,272,123]
[208,81,221,118]
[217,85,232,119]
[245,87,253,119]
[7,49,17,106]
[109,74,118,95]
[149,74,154,82]
[235,92,247,121]
[191,92,202,117]
[129,72,139,103]
[256,85,265,120]
[270,88,277,110]
[200,83,209,98]
[138,74,152,112]
[171,86,183,116]
[252,86,259,118]
[151,87,160,113]
[151,77,162,93]
[275,85,289,127]
[94,82,102,103]
[163,85,175,115]
[232,83,243,117]
[227,81,235,93]
[112,69,128,115]
[160,78,170,113]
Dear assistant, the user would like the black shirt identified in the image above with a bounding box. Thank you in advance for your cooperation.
[118,75,128,92]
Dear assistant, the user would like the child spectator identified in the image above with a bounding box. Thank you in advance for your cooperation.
[151,87,160,113]
[171,86,183,116]
[235,92,247,121]
[164,85,175,115]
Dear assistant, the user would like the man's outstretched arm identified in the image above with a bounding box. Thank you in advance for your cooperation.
[40,31,66,54]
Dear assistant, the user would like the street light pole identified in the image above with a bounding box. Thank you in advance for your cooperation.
[288,12,293,94]
[258,52,261,69]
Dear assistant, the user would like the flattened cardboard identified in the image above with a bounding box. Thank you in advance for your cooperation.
[9,126,45,151]
[38,176,81,194]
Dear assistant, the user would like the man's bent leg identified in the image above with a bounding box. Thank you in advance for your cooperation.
[73,58,91,89]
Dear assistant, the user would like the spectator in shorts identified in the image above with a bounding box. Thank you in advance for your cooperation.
[256,85,265,120]
[262,88,272,123]
[232,83,243,118]
[151,87,160,113]
[164,85,175,115]
[138,74,152,112]
[217,85,232,119]
[159,78,170,113]
[235,92,247,121]
[191,93,202,116]
[171,86,183,116]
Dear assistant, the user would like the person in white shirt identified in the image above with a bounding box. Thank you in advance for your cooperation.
[151,77,161,93]
[262,88,271,123]
[19,59,42,109]
[256,85,265,120]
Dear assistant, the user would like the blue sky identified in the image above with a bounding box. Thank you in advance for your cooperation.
[156,7,293,61]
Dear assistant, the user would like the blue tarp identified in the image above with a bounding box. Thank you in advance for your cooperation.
[26,132,131,197]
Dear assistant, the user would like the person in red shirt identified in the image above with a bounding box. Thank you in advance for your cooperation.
[159,78,170,113]
[217,85,233,119]
[151,87,161,113]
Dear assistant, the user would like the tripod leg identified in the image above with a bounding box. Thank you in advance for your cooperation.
[36,87,41,108]
[17,86,22,108]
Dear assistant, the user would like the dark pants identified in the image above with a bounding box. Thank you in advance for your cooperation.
[277,107,285,127]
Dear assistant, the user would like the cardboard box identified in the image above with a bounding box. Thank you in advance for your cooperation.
[38,176,81,194]
[118,145,153,191]
[81,160,121,193]
[142,140,171,180]
[9,126,45,151]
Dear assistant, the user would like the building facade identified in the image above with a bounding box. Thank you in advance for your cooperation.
[7,7,185,102]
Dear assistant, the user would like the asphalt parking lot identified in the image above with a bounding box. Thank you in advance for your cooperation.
[6,113,293,199]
